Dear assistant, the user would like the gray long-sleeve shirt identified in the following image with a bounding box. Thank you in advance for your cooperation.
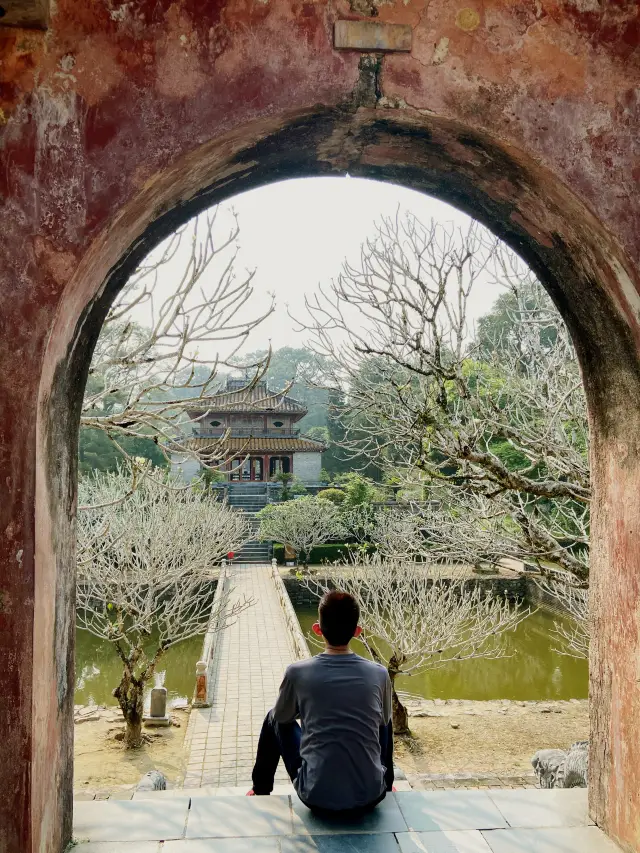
[273,652,392,810]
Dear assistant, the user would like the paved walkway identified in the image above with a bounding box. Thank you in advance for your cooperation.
[184,563,298,789]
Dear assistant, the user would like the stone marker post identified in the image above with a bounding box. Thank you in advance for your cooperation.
[143,686,171,727]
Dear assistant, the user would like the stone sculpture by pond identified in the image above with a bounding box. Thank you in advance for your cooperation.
[137,770,167,792]
[531,741,588,788]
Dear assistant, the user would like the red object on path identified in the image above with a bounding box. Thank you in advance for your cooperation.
[227,551,235,560]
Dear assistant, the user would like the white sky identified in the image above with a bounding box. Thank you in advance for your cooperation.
[134,176,507,362]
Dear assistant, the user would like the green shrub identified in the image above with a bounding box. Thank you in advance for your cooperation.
[291,477,308,496]
[272,542,376,565]
[317,488,346,505]
[333,472,382,507]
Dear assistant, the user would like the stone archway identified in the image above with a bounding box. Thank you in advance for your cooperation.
[38,108,640,853]
[1,4,639,852]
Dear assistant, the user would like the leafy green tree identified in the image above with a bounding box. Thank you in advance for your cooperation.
[305,425,330,444]
[239,347,331,430]
[78,428,166,475]
[323,390,383,480]
[476,285,558,361]
[334,472,381,508]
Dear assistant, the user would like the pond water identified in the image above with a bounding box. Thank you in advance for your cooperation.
[75,604,588,708]
[294,605,588,701]
[75,628,203,709]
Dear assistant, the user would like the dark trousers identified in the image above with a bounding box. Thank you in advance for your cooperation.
[251,710,394,812]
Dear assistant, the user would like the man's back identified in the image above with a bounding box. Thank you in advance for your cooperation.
[273,652,392,811]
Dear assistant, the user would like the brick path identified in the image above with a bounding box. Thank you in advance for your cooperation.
[183,563,297,789]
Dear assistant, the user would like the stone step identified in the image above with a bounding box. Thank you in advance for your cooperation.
[234,548,271,558]
[228,494,268,499]
[229,502,268,510]
[228,495,268,501]
[71,789,610,851]
[132,783,296,800]
[235,554,271,560]
[234,554,271,563]
[129,782,413,800]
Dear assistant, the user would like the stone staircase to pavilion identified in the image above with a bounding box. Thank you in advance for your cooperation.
[226,483,272,562]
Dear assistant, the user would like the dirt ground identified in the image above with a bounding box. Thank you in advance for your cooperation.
[395,701,589,777]
[74,706,190,792]
[73,700,588,793]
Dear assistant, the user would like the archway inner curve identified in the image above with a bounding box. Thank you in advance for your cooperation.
[37,106,640,852]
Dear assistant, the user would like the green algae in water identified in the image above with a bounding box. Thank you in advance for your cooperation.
[75,627,203,708]
[294,604,588,701]
[75,606,588,708]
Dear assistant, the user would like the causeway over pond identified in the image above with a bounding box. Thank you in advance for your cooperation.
[183,562,296,789]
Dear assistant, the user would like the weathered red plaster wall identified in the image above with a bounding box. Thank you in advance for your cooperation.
[0,2,639,852]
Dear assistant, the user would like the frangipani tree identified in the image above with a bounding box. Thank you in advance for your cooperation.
[535,576,589,660]
[300,212,590,583]
[256,496,346,571]
[77,468,251,748]
[305,556,528,734]
[369,508,430,561]
[82,207,274,474]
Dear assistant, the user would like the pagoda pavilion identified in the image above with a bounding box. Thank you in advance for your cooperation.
[172,377,326,484]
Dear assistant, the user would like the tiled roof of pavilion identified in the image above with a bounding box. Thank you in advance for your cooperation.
[190,379,307,414]
[185,436,326,453]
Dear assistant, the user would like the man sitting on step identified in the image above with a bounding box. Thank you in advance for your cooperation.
[247,590,394,814]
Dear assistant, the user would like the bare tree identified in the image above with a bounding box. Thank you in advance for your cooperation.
[304,555,527,734]
[82,208,274,473]
[256,496,346,571]
[369,508,430,561]
[535,577,589,659]
[374,502,590,658]
[76,468,252,748]
[299,212,590,582]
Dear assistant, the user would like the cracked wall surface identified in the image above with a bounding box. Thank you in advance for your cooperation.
[0,2,639,852]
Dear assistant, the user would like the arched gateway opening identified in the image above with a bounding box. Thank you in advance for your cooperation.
[30,109,640,853]
[1,1,639,845]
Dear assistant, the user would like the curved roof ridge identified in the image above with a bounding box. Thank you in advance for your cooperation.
[189,382,307,414]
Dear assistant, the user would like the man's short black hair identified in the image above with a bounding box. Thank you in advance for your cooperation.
[318,590,360,646]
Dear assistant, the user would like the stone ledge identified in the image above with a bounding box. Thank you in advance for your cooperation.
[405,698,588,718]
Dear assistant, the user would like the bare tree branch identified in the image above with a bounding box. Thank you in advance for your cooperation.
[257,496,346,571]
[76,468,252,747]
[535,576,589,659]
[82,208,275,473]
[303,554,528,733]
[296,212,590,581]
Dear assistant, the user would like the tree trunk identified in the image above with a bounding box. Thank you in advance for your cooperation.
[298,549,309,575]
[388,667,410,736]
[124,713,143,749]
[113,672,145,749]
